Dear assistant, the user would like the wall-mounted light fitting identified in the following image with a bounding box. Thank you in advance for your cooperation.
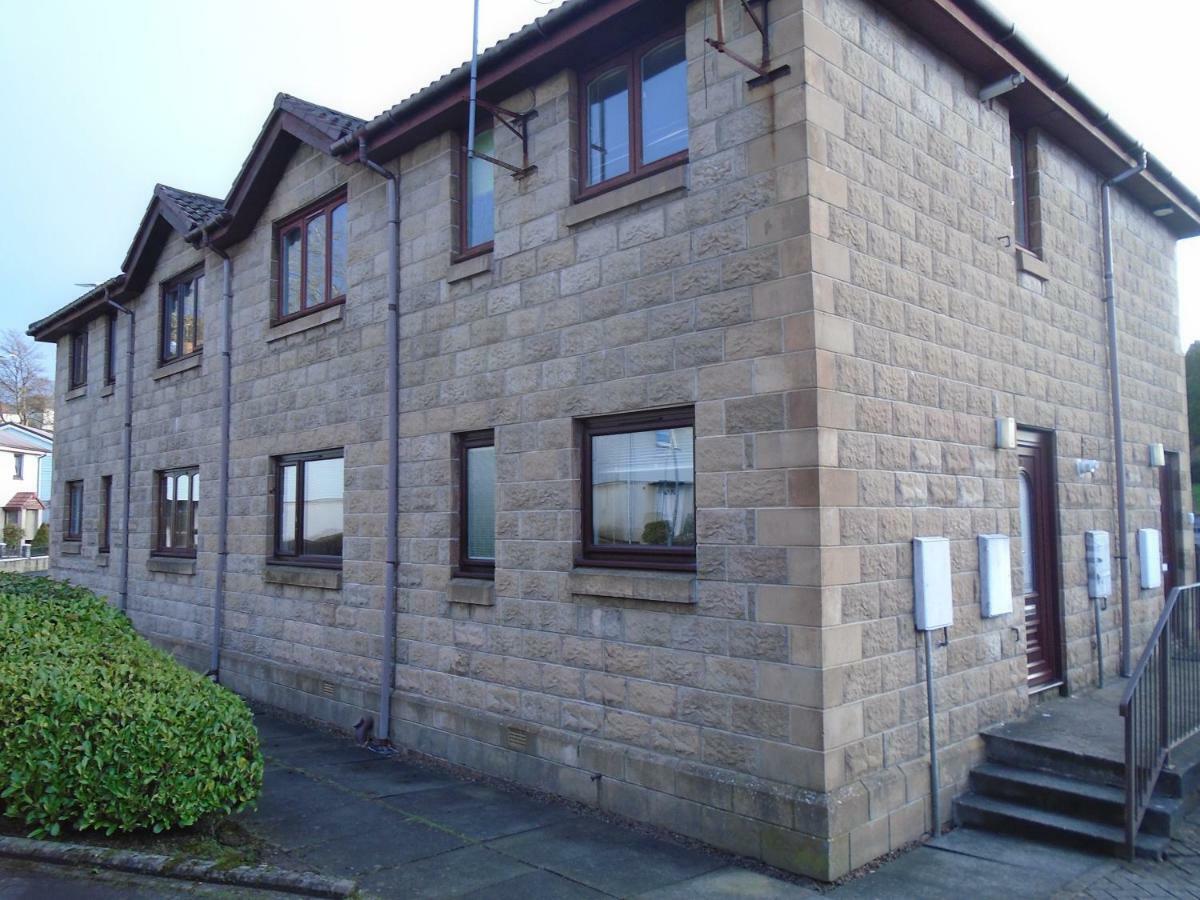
[1148,443,1165,467]
[995,417,1017,450]
[1153,206,1174,218]
[1076,459,1099,477]
[979,72,1026,102]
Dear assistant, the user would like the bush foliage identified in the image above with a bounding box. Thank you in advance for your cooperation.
[0,575,262,837]
[30,524,48,553]
[2,524,22,549]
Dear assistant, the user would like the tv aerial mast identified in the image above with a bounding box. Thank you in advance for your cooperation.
[467,0,538,180]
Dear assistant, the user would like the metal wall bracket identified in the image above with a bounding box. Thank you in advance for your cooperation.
[706,0,791,87]
[469,99,539,180]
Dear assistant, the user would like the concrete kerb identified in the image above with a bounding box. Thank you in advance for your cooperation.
[0,834,357,898]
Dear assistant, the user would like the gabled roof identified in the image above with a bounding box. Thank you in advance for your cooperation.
[120,184,229,291]
[204,94,364,247]
[3,492,44,512]
[30,93,363,342]
[0,434,47,454]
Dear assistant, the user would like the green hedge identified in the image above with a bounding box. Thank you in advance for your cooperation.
[0,576,262,837]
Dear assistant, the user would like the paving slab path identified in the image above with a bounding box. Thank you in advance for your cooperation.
[238,708,1200,899]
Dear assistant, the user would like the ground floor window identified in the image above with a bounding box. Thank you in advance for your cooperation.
[155,467,198,557]
[579,407,695,570]
[457,430,495,577]
[273,449,344,567]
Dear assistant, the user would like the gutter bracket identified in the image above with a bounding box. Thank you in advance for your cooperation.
[706,0,791,88]
[469,100,539,180]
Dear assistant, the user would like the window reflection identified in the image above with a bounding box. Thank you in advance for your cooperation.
[591,426,695,547]
[466,128,495,248]
[587,68,630,185]
[1019,470,1036,594]
[641,37,688,164]
[466,445,496,560]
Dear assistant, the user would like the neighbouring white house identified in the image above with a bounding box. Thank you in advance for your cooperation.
[0,425,51,546]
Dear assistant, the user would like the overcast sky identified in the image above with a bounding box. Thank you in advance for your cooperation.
[2,0,1196,376]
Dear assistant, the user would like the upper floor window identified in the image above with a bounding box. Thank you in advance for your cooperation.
[13,454,23,480]
[579,407,696,571]
[155,467,199,557]
[161,269,204,364]
[64,480,83,541]
[460,121,495,255]
[69,329,88,389]
[580,33,688,196]
[274,449,344,567]
[1011,129,1031,249]
[456,430,495,577]
[277,191,348,323]
[104,312,118,384]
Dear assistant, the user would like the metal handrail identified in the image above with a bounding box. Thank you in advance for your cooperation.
[1120,582,1200,858]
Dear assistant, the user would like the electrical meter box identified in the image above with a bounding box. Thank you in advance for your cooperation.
[913,537,953,630]
[978,534,1012,617]
[1138,528,1162,590]
[1085,530,1112,599]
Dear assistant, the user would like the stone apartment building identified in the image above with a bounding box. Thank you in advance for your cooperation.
[30,0,1200,880]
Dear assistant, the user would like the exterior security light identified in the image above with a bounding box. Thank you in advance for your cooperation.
[995,417,1017,450]
[979,73,1026,102]
[1148,443,1165,467]
[1153,206,1174,217]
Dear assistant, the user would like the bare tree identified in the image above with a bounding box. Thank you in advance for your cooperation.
[0,330,52,428]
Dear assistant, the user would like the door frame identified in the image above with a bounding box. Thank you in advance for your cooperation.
[1017,426,1068,694]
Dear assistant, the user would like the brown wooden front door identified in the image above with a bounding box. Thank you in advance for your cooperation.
[1018,429,1063,690]
[1160,451,1183,597]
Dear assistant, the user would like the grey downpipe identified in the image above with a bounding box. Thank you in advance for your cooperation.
[204,232,234,681]
[358,134,400,743]
[1102,150,1148,677]
[924,629,941,837]
[106,294,135,612]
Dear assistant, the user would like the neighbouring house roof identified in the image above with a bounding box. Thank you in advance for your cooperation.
[3,492,43,512]
[0,435,49,454]
[0,422,53,446]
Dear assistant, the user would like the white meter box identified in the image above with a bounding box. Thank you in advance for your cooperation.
[913,537,953,631]
[978,534,1012,617]
[1085,530,1112,599]
[1138,528,1162,590]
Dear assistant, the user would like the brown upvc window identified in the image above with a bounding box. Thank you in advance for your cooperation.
[161,268,204,364]
[154,467,199,557]
[276,191,348,324]
[69,329,88,389]
[99,475,112,553]
[273,449,344,568]
[579,407,696,571]
[457,119,495,258]
[1011,129,1032,250]
[578,31,688,199]
[64,480,83,541]
[104,312,118,384]
[456,430,495,578]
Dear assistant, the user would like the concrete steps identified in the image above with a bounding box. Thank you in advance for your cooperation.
[953,721,1200,860]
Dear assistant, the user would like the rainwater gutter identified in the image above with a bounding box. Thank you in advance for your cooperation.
[1102,150,1148,678]
[357,133,400,744]
[105,289,134,613]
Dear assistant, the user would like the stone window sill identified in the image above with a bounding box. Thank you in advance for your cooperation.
[266,303,344,343]
[154,354,203,380]
[448,577,495,606]
[264,563,342,590]
[569,566,696,605]
[60,541,82,555]
[100,382,116,398]
[447,252,493,284]
[1015,246,1049,281]
[147,556,196,575]
[564,165,688,228]
[64,386,87,401]
[96,552,110,568]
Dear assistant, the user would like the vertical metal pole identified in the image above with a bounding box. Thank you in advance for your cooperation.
[467,0,481,160]
[925,629,941,836]
[1094,596,1105,688]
